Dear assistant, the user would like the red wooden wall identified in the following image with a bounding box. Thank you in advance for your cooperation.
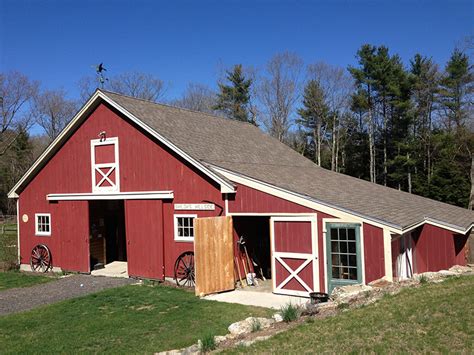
[363,223,385,283]
[412,224,468,273]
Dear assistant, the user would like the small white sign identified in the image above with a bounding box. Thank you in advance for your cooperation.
[22,214,28,223]
[174,203,215,211]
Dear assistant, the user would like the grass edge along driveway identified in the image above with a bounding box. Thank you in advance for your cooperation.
[0,283,271,353]
[0,271,55,291]
[225,275,474,353]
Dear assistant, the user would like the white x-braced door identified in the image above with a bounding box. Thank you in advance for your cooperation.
[271,216,319,297]
[91,137,120,193]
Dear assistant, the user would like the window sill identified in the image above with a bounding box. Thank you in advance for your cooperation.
[35,234,51,237]
[174,238,194,243]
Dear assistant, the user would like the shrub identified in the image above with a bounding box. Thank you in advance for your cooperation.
[200,333,216,352]
[337,302,349,310]
[280,303,300,323]
[419,275,428,284]
[251,318,262,332]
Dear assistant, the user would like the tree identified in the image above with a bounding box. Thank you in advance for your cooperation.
[297,80,329,166]
[32,89,78,140]
[259,52,303,142]
[214,64,253,123]
[108,71,166,102]
[172,83,217,114]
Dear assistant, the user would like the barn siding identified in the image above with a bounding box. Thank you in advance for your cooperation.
[18,102,224,276]
[363,223,385,283]
[412,224,468,273]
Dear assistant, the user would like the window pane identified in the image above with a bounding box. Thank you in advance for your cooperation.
[340,241,348,253]
[332,266,340,279]
[331,253,340,267]
[330,228,338,240]
[348,241,356,253]
[178,218,183,228]
[349,267,358,280]
[348,228,356,240]
[331,241,339,253]
[349,255,356,267]
[339,228,347,240]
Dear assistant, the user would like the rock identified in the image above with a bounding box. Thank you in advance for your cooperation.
[228,317,275,335]
[272,313,283,322]
[368,278,391,288]
[228,320,251,335]
[331,284,372,303]
[316,301,338,312]
[449,265,472,274]
[438,270,457,277]
[214,335,227,345]
[302,302,319,316]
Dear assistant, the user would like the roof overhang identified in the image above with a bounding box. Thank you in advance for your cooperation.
[8,90,235,198]
[210,164,473,235]
[47,191,174,201]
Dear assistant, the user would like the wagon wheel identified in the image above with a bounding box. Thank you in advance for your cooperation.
[174,251,195,287]
[30,244,52,272]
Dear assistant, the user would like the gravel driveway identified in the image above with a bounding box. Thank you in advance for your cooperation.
[0,274,136,316]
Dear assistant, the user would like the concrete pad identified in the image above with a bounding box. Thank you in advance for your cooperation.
[91,261,128,278]
[203,289,308,309]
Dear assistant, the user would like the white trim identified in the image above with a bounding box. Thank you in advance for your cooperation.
[47,191,174,201]
[35,213,51,236]
[16,199,20,263]
[174,214,197,242]
[229,212,319,217]
[90,137,120,193]
[270,215,318,297]
[224,195,229,216]
[212,165,474,235]
[383,229,393,282]
[322,218,365,292]
[8,90,235,198]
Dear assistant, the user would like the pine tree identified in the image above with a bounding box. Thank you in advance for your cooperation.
[214,65,254,124]
[297,80,329,166]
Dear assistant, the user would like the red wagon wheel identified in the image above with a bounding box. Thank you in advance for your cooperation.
[174,251,195,287]
[30,244,52,272]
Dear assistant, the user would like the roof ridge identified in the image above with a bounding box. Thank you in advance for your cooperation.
[99,89,258,128]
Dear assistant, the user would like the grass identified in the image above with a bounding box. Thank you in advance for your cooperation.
[0,271,54,291]
[0,283,271,354]
[225,275,474,353]
[200,332,217,352]
[280,302,300,323]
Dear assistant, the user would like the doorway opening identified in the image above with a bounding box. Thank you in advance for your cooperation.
[233,216,272,292]
[89,200,127,271]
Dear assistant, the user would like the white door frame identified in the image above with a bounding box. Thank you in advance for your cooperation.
[270,215,319,297]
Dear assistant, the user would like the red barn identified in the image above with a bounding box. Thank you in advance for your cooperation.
[8,90,474,296]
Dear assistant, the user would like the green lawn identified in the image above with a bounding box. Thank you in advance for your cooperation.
[0,284,271,354]
[226,275,474,353]
[0,271,54,291]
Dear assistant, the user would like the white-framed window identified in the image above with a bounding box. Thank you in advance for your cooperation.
[90,137,120,193]
[174,214,197,242]
[35,213,51,236]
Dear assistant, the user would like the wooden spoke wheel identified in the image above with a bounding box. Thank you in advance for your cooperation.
[174,251,195,287]
[30,244,52,272]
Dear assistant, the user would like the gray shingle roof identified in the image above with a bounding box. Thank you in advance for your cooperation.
[102,90,474,232]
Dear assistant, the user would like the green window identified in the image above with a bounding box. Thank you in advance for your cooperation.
[326,223,362,293]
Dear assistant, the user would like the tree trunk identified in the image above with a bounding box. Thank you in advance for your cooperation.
[469,153,474,210]
[383,102,387,186]
[316,122,321,166]
[407,152,412,194]
[331,113,337,171]
[368,108,376,183]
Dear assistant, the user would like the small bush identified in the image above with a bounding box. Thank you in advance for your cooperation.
[280,303,300,323]
[251,318,262,332]
[419,275,428,284]
[200,333,216,352]
[337,302,349,310]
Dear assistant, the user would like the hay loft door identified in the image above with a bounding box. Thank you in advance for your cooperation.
[91,137,120,193]
[194,216,234,296]
[271,216,319,297]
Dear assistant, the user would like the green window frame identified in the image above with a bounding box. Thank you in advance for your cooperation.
[326,223,362,293]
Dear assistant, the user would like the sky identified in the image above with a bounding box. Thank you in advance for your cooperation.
[1,0,473,102]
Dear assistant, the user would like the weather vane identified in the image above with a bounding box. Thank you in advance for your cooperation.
[95,62,108,89]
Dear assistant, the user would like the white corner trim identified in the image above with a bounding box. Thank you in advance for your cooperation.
[35,213,51,236]
[8,90,235,199]
[47,191,174,201]
[173,214,197,242]
[16,199,20,264]
[383,229,393,282]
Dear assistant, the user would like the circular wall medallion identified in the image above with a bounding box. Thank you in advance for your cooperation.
[22,214,28,223]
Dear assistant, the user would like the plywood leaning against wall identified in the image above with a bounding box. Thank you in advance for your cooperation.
[194,216,234,296]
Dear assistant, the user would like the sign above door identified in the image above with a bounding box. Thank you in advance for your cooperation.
[174,203,215,211]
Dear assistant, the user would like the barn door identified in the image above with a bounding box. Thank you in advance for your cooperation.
[91,137,120,193]
[194,216,234,296]
[271,216,318,297]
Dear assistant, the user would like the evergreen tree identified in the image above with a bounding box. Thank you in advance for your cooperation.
[214,64,254,124]
[297,80,329,166]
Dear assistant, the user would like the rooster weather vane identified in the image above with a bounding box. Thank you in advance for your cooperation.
[94,62,108,89]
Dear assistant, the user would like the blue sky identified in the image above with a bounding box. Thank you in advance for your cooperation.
[1,0,473,101]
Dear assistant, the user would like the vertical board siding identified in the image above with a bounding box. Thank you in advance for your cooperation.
[274,222,313,254]
[194,216,234,296]
[413,224,468,273]
[363,223,385,283]
[125,200,164,279]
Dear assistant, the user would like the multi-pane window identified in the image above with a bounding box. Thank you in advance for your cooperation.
[174,215,197,242]
[330,226,358,280]
[35,214,51,236]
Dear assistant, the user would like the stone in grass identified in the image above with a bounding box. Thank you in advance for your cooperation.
[228,317,275,336]
[272,313,283,322]
[331,284,372,304]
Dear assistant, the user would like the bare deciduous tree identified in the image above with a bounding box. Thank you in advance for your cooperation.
[258,52,303,142]
[307,63,353,171]
[172,83,217,113]
[32,89,78,140]
[109,72,166,102]
[0,71,38,134]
